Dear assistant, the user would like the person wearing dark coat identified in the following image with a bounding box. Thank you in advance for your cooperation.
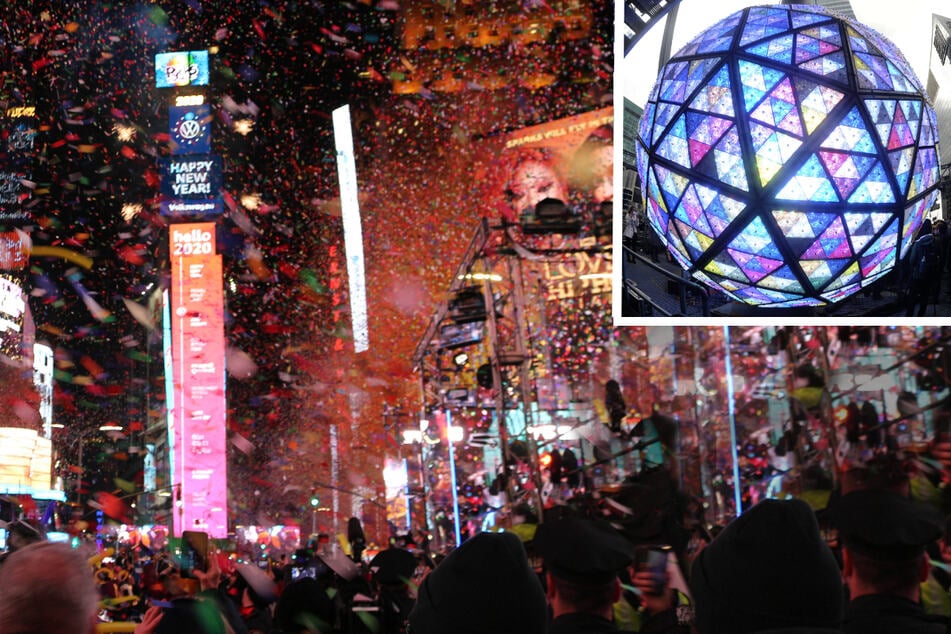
[689,498,844,634]
[833,489,949,634]
[407,531,548,634]
[534,517,634,634]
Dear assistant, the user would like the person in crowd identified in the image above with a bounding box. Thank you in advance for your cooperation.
[605,379,627,435]
[0,517,46,564]
[407,531,548,634]
[904,218,939,317]
[689,498,844,633]
[0,541,100,634]
[533,516,633,634]
[136,546,248,634]
[833,489,948,633]
[933,219,950,294]
[274,576,337,634]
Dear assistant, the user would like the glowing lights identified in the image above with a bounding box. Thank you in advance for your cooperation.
[333,104,369,353]
[121,203,143,222]
[240,193,262,210]
[635,5,942,307]
[113,123,136,142]
[233,118,255,136]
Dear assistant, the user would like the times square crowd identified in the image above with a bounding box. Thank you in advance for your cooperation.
[9,416,951,634]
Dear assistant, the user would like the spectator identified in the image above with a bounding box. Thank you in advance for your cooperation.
[407,531,548,634]
[833,489,948,633]
[0,541,100,634]
[904,218,939,317]
[534,516,633,634]
[689,498,843,633]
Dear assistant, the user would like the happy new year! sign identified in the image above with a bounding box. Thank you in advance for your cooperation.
[161,156,222,199]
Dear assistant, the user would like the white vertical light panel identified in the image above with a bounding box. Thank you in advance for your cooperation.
[332,104,369,353]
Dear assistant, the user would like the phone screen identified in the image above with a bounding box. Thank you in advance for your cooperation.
[180,530,209,579]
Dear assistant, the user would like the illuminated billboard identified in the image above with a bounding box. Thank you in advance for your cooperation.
[168,222,227,537]
[170,104,212,155]
[0,274,26,359]
[155,50,210,88]
[161,156,223,199]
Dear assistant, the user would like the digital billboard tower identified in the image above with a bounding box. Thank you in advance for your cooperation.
[157,50,228,537]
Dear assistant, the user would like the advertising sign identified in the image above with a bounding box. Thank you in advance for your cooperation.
[155,50,210,88]
[161,156,222,199]
[169,222,227,537]
[170,104,212,155]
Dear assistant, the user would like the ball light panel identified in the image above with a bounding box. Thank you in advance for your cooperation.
[635,4,942,307]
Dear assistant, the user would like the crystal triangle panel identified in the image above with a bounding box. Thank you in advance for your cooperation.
[823,261,861,292]
[800,258,849,289]
[772,209,837,241]
[820,105,875,153]
[746,33,795,65]
[741,7,791,46]
[673,185,714,236]
[728,248,784,283]
[728,216,783,259]
[707,250,751,283]
[750,123,803,187]
[859,218,899,276]
[802,217,852,259]
[888,147,915,198]
[697,184,746,236]
[647,197,669,239]
[796,79,845,134]
[653,164,689,212]
[757,264,805,293]
[791,8,832,29]
[901,198,929,258]
[739,60,787,112]
[687,65,735,117]
[712,127,749,191]
[798,51,848,84]
[847,161,894,204]
[776,153,838,202]
[819,151,876,200]
[656,114,691,169]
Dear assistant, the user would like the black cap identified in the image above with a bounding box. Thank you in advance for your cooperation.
[534,517,633,585]
[832,489,942,561]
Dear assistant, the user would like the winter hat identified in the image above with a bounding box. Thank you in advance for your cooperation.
[408,531,548,634]
[690,498,843,634]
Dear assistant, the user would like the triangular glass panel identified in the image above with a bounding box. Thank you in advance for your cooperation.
[739,60,787,112]
[657,114,691,169]
[772,209,837,241]
[776,154,838,202]
[798,51,848,83]
[698,185,746,236]
[707,251,751,283]
[728,216,783,259]
[847,161,894,204]
[687,65,735,117]
[888,147,915,198]
[713,127,749,191]
[795,34,823,64]
[729,249,784,283]
[757,264,805,293]
[791,8,832,29]
[796,79,845,134]
[819,105,875,153]
[746,33,795,64]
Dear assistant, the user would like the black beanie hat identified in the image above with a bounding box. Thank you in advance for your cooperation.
[689,498,843,634]
[408,531,548,634]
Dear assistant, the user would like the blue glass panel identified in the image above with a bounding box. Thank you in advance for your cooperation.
[746,33,794,64]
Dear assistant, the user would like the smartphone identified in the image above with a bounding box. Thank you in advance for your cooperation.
[180,530,209,579]
[634,545,670,576]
